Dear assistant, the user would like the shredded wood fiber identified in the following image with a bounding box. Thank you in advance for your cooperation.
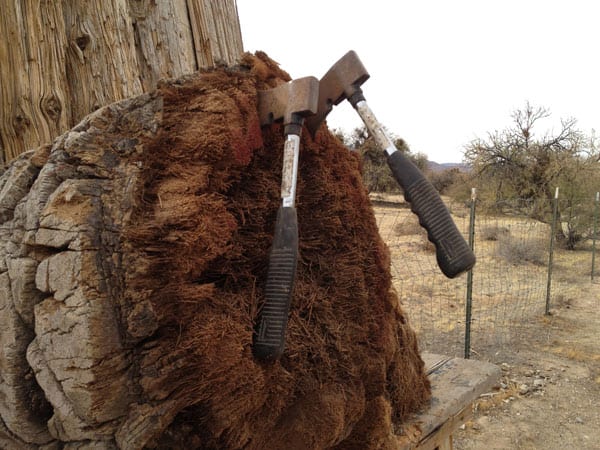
[126,52,431,449]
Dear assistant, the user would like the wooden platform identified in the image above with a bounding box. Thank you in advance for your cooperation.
[397,353,502,450]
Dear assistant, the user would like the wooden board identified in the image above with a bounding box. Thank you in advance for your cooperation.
[397,353,501,449]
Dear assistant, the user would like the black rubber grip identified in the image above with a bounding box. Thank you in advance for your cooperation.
[253,206,299,362]
[387,151,475,278]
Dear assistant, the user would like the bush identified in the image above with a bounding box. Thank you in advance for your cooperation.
[429,168,461,194]
[394,220,423,237]
[361,158,401,193]
[481,225,510,241]
[444,171,473,205]
[496,235,546,266]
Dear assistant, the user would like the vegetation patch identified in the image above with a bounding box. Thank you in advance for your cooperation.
[481,225,510,241]
[496,235,547,266]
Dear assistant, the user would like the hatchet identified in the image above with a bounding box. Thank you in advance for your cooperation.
[306,51,475,278]
[253,76,319,362]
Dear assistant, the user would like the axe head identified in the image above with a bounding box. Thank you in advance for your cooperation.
[258,76,320,130]
[305,50,370,137]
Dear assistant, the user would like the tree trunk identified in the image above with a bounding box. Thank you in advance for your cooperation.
[0,0,243,164]
[0,55,431,449]
[1,5,432,449]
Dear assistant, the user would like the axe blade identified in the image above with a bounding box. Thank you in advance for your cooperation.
[306,50,370,136]
[258,76,320,127]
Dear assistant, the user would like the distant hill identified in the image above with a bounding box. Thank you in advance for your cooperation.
[427,161,470,173]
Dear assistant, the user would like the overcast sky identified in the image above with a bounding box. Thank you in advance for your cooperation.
[237,0,599,163]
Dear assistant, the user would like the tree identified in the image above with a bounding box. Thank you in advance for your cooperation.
[340,125,428,193]
[554,141,600,248]
[0,0,243,164]
[0,6,432,448]
[0,57,430,448]
[429,167,462,195]
[464,102,600,247]
[0,2,246,446]
[464,102,585,202]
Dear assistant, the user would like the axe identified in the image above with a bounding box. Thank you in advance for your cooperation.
[253,76,319,362]
[306,51,475,278]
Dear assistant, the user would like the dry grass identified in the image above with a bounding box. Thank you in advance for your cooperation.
[473,382,520,414]
[496,234,547,265]
[394,220,424,237]
[545,344,600,362]
[372,193,595,356]
[480,225,510,241]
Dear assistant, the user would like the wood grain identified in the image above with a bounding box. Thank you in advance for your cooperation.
[397,353,501,449]
[0,0,243,163]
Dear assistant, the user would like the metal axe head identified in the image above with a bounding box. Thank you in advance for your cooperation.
[305,50,370,137]
[258,76,320,132]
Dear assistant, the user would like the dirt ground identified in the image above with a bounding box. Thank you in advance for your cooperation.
[453,276,600,450]
[372,194,600,449]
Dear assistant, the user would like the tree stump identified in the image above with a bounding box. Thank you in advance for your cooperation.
[0,54,431,449]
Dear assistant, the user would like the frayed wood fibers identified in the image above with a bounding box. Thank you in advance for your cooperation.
[126,53,430,449]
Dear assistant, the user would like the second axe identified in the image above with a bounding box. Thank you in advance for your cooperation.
[306,51,476,279]
[254,76,319,362]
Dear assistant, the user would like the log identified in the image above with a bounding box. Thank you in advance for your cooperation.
[0,53,431,449]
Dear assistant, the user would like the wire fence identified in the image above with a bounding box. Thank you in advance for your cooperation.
[373,190,599,360]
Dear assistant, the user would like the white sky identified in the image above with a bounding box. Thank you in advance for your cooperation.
[236,0,599,163]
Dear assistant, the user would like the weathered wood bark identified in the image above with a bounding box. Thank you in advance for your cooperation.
[0,0,243,164]
[0,92,162,448]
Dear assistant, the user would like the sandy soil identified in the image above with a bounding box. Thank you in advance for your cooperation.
[371,194,599,449]
[453,277,600,450]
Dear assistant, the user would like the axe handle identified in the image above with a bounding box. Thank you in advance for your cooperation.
[281,134,300,207]
[386,151,475,277]
[354,100,475,278]
[254,132,302,361]
[253,206,299,361]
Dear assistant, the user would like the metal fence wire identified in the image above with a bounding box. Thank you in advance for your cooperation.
[373,191,598,360]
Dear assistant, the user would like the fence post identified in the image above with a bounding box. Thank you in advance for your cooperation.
[464,188,476,359]
[592,192,599,281]
[545,187,559,315]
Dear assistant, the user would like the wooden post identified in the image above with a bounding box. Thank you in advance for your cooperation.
[0,0,243,163]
